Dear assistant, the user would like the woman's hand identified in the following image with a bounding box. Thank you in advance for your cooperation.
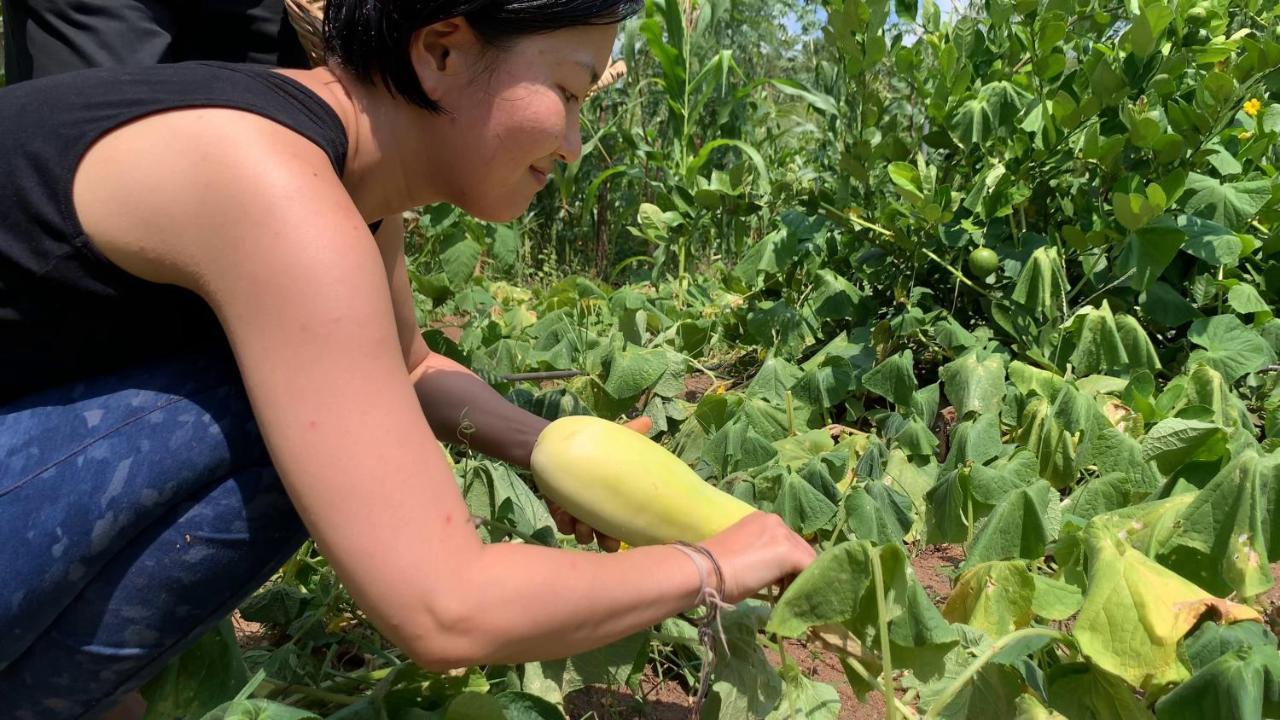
[699,512,817,604]
[546,416,652,553]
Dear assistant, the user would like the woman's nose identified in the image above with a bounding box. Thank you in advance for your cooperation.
[557,120,583,165]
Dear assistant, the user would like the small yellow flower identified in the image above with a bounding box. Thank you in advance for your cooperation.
[1239,130,1254,141]
[1244,98,1262,117]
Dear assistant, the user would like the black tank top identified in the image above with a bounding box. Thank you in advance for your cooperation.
[0,61,380,405]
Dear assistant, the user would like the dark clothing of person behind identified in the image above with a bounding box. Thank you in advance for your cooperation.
[0,61,359,405]
[1,0,309,84]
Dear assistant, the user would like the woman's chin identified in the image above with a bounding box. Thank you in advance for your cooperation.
[461,197,533,224]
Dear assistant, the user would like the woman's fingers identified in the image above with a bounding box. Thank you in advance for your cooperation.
[623,416,653,434]
[574,520,595,546]
[597,533,622,553]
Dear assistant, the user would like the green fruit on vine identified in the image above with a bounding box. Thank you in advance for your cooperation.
[1150,73,1176,97]
[968,247,999,277]
[1185,6,1209,27]
[1185,28,1211,45]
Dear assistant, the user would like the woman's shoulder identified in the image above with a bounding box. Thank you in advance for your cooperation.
[72,99,354,289]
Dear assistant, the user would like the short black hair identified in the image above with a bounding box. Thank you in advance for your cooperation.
[323,1,643,112]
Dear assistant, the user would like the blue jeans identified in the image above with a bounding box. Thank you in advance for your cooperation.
[0,340,309,719]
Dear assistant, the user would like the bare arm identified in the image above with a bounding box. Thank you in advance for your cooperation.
[72,111,816,672]
[376,220,549,467]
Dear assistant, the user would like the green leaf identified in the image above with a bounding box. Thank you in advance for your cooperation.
[1180,620,1278,675]
[1068,302,1129,376]
[863,350,919,408]
[747,357,805,406]
[1140,418,1228,475]
[778,472,839,535]
[1228,284,1270,315]
[1064,472,1152,522]
[942,561,1036,637]
[1182,174,1272,229]
[603,348,669,399]
[440,237,483,289]
[1168,214,1242,266]
[962,480,1052,569]
[1045,663,1150,720]
[941,350,1007,419]
[708,604,785,718]
[1012,246,1068,319]
[1074,524,1261,690]
[1158,449,1278,598]
[1120,224,1185,292]
[968,449,1041,505]
[767,540,876,639]
[1141,282,1201,327]
[1154,645,1280,720]
[1031,574,1083,621]
[844,482,913,545]
[769,78,838,115]
[198,700,322,720]
[765,663,842,719]
[1187,315,1277,382]
[143,618,249,720]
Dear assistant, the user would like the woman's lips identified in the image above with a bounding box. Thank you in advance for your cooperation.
[529,166,549,187]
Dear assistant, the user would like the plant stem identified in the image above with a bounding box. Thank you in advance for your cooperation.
[870,550,899,720]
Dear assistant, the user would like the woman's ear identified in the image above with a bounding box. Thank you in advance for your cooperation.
[408,18,476,107]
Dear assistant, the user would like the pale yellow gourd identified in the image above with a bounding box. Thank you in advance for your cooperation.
[530,415,756,546]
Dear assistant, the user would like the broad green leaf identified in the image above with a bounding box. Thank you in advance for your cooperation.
[1045,663,1150,720]
[1228,283,1270,315]
[1115,313,1162,374]
[1158,448,1278,598]
[1168,214,1242,266]
[942,561,1036,637]
[1141,282,1200,327]
[844,481,913,545]
[1008,361,1065,399]
[1140,418,1228,476]
[863,350,918,408]
[765,663,841,719]
[926,467,977,545]
[1180,620,1279,675]
[603,348,668,399]
[1187,315,1276,382]
[198,700,322,720]
[440,237,483,289]
[1068,302,1129,375]
[778,471,839,535]
[774,429,836,470]
[916,626,1026,719]
[1074,524,1261,690]
[1063,472,1152,522]
[143,618,249,720]
[968,449,1040,505]
[941,350,1007,419]
[1182,173,1272,229]
[945,414,1005,470]
[1012,246,1068,319]
[1031,574,1083,621]
[707,607,786,720]
[962,481,1052,568]
[523,629,649,703]
[1120,225,1185,292]
[1154,645,1280,720]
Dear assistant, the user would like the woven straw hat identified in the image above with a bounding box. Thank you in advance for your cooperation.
[284,0,629,94]
[284,0,327,67]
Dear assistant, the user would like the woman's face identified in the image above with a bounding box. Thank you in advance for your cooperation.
[417,22,619,222]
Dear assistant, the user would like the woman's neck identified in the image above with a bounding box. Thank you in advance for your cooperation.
[274,64,448,223]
